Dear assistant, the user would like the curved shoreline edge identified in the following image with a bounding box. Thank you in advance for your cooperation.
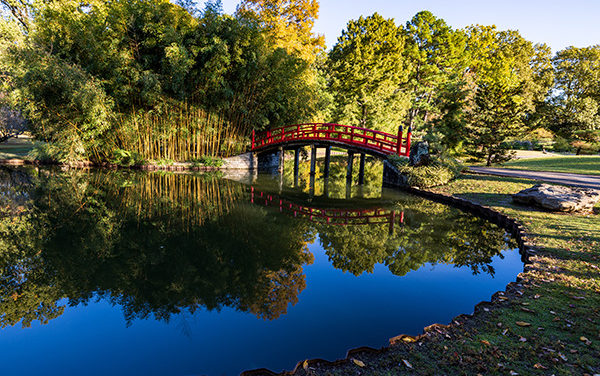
[241,184,538,376]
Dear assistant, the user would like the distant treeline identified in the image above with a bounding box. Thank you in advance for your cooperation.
[0,0,598,164]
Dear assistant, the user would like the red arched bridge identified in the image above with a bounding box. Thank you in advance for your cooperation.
[251,123,411,158]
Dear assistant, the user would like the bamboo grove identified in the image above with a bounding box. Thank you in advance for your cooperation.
[1,0,599,165]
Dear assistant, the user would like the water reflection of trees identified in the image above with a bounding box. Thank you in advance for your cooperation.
[0,168,314,328]
[317,200,512,277]
[0,168,514,329]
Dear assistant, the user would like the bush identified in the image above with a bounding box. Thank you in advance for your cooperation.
[571,140,600,155]
[110,149,145,167]
[28,142,60,163]
[388,155,464,188]
[552,137,574,153]
[191,156,224,168]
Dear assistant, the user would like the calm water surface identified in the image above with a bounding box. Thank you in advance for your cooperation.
[0,163,521,375]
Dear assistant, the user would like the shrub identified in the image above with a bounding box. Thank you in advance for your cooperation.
[388,155,464,188]
[28,142,60,163]
[110,149,145,167]
[191,156,224,168]
[552,137,574,152]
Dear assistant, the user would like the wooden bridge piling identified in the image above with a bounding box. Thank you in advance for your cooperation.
[323,146,331,179]
[358,153,366,185]
[346,151,354,186]
[293,148,300,187]
[278,146,284,174]
[310,145,317,177]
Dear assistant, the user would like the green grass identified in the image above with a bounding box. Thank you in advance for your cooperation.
[296,173,600,376]
[502,156,600,176]
[0,138,35,160]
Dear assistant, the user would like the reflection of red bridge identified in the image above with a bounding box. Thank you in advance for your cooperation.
[251,187,404,228]
[251,123,411,158]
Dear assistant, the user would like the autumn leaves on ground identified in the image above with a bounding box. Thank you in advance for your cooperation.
[294,174,600,375]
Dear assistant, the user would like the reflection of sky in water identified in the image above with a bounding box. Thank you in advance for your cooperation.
[0,238,522,376]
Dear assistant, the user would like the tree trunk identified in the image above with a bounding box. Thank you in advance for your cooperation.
[486,149,493,166]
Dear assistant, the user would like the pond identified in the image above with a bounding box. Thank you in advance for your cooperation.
[0,163,521,376]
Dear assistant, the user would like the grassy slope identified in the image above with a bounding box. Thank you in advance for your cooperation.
[296,174,599,376]
[0,138,34,160]
[503,156,600,176]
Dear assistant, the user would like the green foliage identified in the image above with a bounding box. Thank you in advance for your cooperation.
[463,26,553,165]
[388,154,464,188]
[548,46,600,143]
[326,13,410,133]
[2,0,322,162]
[191,156,224,167]
[110,149,145,167]
[403,11,467,135]
[552,136,573,152]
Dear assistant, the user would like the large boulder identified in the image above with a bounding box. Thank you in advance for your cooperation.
[409,141,430,167]
[512,184,600,212]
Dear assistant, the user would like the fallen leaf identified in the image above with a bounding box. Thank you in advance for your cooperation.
[558,353,567,362]
[516,321,531,327]
[533,363,547,369]
[481,340,491,346]
[402,359,413,369]
[519,336,527,342]
[509,371,519,375]
[580,336,589,342]
[352,358,365,368]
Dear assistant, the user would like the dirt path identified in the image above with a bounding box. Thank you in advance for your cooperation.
[468,167,600,189]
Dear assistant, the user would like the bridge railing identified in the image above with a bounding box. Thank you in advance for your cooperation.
[251,123,411,157]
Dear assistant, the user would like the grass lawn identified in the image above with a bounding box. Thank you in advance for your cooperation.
[0,137,35,160]
[298,173,599,375]
[502,156,600,176]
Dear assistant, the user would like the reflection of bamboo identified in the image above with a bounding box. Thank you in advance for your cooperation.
[95,172,245,229]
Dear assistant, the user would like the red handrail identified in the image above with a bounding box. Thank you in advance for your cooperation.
[251,123,411,157]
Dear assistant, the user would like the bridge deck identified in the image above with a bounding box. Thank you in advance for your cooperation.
[252,123,411,157]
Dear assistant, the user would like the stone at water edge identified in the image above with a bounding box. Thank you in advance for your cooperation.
[409,141,430,167]
[512,184,600,212]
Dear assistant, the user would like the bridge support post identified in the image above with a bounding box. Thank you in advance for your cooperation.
[323,177,330,198]
[293,148,300,187]
[309,145,317,199]
[278,146,284,173]
[310,145,317,177]
[346,151,354,184]
[346,151,354,185]
[323,146,331,179]
[358,153,366,185]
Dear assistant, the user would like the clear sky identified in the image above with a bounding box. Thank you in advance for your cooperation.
[203,0,600,53]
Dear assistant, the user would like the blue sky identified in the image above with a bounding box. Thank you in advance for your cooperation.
[204,0,599,53]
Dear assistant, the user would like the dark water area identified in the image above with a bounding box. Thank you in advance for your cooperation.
[0,163,522,376]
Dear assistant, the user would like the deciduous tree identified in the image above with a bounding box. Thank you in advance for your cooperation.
[327,13,410,133]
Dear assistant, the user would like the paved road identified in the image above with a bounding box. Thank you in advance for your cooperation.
[468,167,600,190]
